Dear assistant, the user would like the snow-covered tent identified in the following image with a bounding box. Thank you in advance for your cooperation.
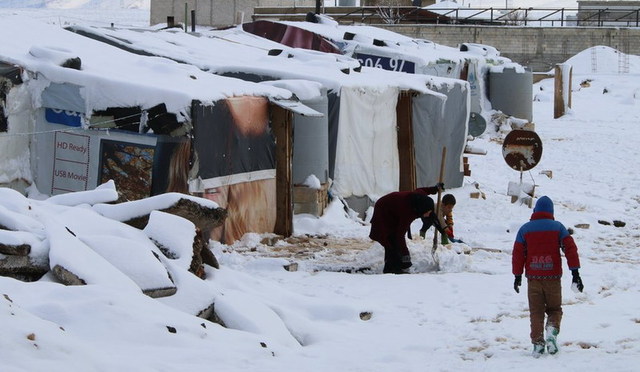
[65,25,469,217]
[0,61,28,192]
[0,16,322,243]
[243,18,529,124]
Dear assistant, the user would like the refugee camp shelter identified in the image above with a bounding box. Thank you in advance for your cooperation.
[66,24,469,217]
[0,16,322,243]
[243,17,532,123]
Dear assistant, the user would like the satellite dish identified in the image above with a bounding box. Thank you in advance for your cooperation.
[468,112,486,137]
[502,130,543,171]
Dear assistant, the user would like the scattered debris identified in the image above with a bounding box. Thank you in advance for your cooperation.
[539,170,553,179]
[359,312,372,321]
[283,262,298,272]
[597,220,624,227]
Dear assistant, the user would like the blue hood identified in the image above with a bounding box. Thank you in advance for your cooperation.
[533,196,554,215]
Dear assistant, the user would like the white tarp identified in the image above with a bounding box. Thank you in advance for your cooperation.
[332,86,399,199]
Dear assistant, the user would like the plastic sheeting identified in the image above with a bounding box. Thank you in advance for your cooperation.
[292,92,329,185]
[413,82,469,189]
[42,83,85,113]
[332,86,400,199]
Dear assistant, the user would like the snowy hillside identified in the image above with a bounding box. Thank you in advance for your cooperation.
[0,0,149,27]
[0,0,149,9]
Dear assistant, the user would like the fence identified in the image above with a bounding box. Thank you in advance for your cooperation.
[254,6,640,27]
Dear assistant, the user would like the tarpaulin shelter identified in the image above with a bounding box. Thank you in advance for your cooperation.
[0,16,321,243]
[243,18,524,125]
[66,25,469,218]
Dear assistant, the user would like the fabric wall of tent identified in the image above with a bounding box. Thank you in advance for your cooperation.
[0,61,29,193]
[4,66,311,244]
[0,17,325,244]
[242,18,530,129]
[63,24,468,219]
[67,25,333,217]
[214,28,471,197]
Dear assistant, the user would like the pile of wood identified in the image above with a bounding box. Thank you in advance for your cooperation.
[0,186,226,319]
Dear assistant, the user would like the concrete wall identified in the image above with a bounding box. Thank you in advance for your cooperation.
[151,0,317,27]
[150,2,640,71]
[382,25,640,72]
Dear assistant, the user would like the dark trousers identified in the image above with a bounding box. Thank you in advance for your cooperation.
[527,279,563,344]
[382,235,411,274]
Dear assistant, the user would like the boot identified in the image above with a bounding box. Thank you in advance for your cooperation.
[532,342,546,358]
[545,326,559,355]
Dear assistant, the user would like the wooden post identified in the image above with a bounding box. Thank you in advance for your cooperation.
[554,63,573,119]
[184,2,188,32]
[432,147,447,254]
[396,91,416,191]
[270,104,294,237]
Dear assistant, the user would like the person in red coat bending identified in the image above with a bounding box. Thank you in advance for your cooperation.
[369,184,444,274]
[512,195,584,357]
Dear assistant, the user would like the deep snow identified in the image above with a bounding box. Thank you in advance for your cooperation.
[1,3,639,372]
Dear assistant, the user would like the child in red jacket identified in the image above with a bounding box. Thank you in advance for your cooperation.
[512,196,584,357]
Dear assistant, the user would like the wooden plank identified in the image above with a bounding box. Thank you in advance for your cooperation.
[271,104,294,237]
[396,91,416,191]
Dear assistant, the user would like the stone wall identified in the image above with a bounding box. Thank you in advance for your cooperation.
[381,24,640,72]
[150,2,640,71]
[151,0,317,27]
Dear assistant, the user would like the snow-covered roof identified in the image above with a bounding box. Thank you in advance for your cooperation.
[65,24,460,95]
[278,19,488,66]
[0,16,294,120]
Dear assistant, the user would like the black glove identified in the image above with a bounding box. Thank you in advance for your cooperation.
[435,182,445,192]
[572,269,584,292]
[513,275,522,293]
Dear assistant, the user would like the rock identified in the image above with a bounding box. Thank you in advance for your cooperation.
[197,302,216,321]
[261,235,283,246]
[283,262,298,272]
[0,243,30,256]
[360,312,373,321]
[79,235,177,296]
[52,264,86,285]
[0,254,48,281]
[125,198,227,240]
[144,211,217,278]
[200,245,219,269]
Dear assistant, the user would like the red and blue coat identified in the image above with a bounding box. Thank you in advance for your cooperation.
[512,197,580,279]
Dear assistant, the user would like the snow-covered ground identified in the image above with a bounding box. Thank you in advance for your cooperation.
[1,3,639,372]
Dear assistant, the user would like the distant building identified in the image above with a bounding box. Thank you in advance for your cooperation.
[151,0,317,27]
[577,0,640,26]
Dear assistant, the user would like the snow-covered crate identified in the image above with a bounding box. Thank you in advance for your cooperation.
[293,183,328,217]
